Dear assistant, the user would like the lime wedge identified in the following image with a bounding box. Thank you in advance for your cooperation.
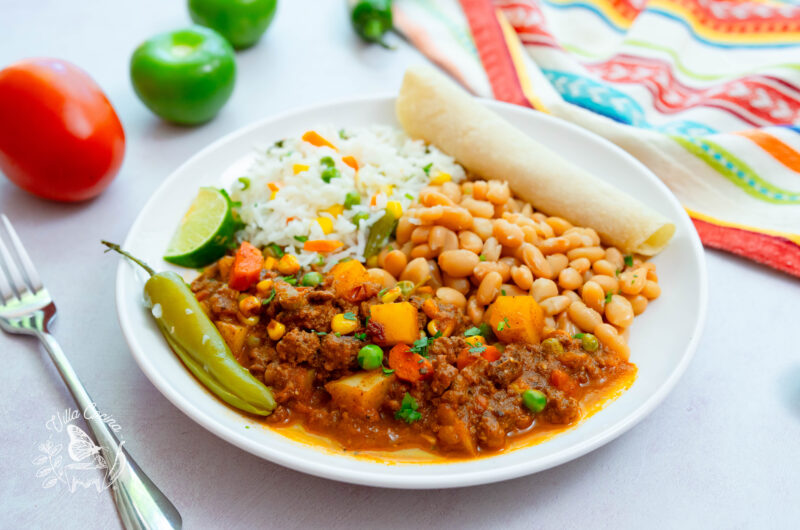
[164,187,238,268]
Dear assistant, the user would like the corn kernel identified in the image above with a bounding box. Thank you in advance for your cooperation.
[430,172,451,185]
[381,287,401,303]
[267,320,286,341]
[239,296,261,315]
[381,184,394,196]
[293,164,309,175]
[256,279,273,296]
[427,319,453,337]
[465,335,486,348]
[323,204,344,217]
[331,313,359,334]
[427,320,439,336]
[263,257,277,271]
[366,255,379,268]
[386,201,402,219]
[277,254,300,275]
[240,315,260,327]
[316,217,334,235]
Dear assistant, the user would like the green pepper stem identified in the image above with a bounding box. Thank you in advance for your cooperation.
[101,241,155,277]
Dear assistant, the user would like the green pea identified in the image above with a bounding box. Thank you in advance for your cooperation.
[581,333,599,352]
[352,212,369,225]
[396,280,414,296]
[542,337,564,355]
[522,389,547,413]
[321,166,341,183]
[301,271,324,286]
[357,344,384,370]
[344,191,361,209]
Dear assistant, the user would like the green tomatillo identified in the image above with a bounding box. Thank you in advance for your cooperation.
[130,26,236,125]
[189,0,278,50]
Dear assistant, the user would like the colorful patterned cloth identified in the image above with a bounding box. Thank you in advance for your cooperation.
[394,0,800,277]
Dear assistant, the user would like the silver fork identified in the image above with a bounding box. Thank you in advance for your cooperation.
[0,215,181,530]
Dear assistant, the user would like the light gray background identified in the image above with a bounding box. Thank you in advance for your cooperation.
[1,1,798,528]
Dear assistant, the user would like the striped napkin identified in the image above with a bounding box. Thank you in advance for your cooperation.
[393,0,800,277]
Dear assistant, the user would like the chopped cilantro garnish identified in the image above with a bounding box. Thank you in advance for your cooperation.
[464,327,482,337]
[316,254,326,266]
[237,177,250,190]
[382,367,395,376]
[395,392,421,423]
[410,331,441,358]
[497,317,510,332]
[501,289,507,296]
[354,332,367,341]
[422,163,433,175]
[262,287,276,304]
[624,255,634,267]
[335,332,341,337]
[469,342,486,354]
[268,243,284,258]
[282,276,297,285]
[377,287,389,298]
[573,333,585,339]
[615,269,621,277]
[315,330,327,336]
[293,235,308,243]
[604,291,613,304]
[343,312,357,321]
[479,254,487,262]
[274,139,284,148]
[320,156,335,168]
[338,129,349,140]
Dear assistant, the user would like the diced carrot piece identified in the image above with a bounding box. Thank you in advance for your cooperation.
[341,155,358,171]
[303,239,344,253]
[388,344,432,383]
[302,130,337,151]
[481,345,501,363]
[229,241,264,291]
[550,369,577,394]
[457,348,475,370]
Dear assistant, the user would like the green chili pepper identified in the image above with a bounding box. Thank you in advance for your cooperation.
[103,241,275,416]
[363,209,398,259]
[350,0,393,49]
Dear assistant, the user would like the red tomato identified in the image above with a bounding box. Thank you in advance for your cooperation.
[0,58,125,201]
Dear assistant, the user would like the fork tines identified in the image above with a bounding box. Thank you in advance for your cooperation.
[0,214,44,302]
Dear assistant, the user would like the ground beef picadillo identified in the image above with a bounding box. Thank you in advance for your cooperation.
[191,264,636,457]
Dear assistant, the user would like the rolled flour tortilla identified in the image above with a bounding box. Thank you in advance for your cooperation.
[396,66,675,256]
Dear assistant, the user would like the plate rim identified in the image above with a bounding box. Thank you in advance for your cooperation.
[115,94,708,488]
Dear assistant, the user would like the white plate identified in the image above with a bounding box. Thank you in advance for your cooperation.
[115,95,707,489]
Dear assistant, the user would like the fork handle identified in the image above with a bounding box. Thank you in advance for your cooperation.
[38,331,182,530]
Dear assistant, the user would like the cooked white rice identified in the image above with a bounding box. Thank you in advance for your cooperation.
[231,125,466,268]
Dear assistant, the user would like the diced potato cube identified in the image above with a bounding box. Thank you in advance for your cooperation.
[370,302,419,345]
[487,296,544,344]
[330,259,369,301]
[325,370,395,416]
[215,321,248,356]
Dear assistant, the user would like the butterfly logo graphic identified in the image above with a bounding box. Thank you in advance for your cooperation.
[59,425,127,492]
